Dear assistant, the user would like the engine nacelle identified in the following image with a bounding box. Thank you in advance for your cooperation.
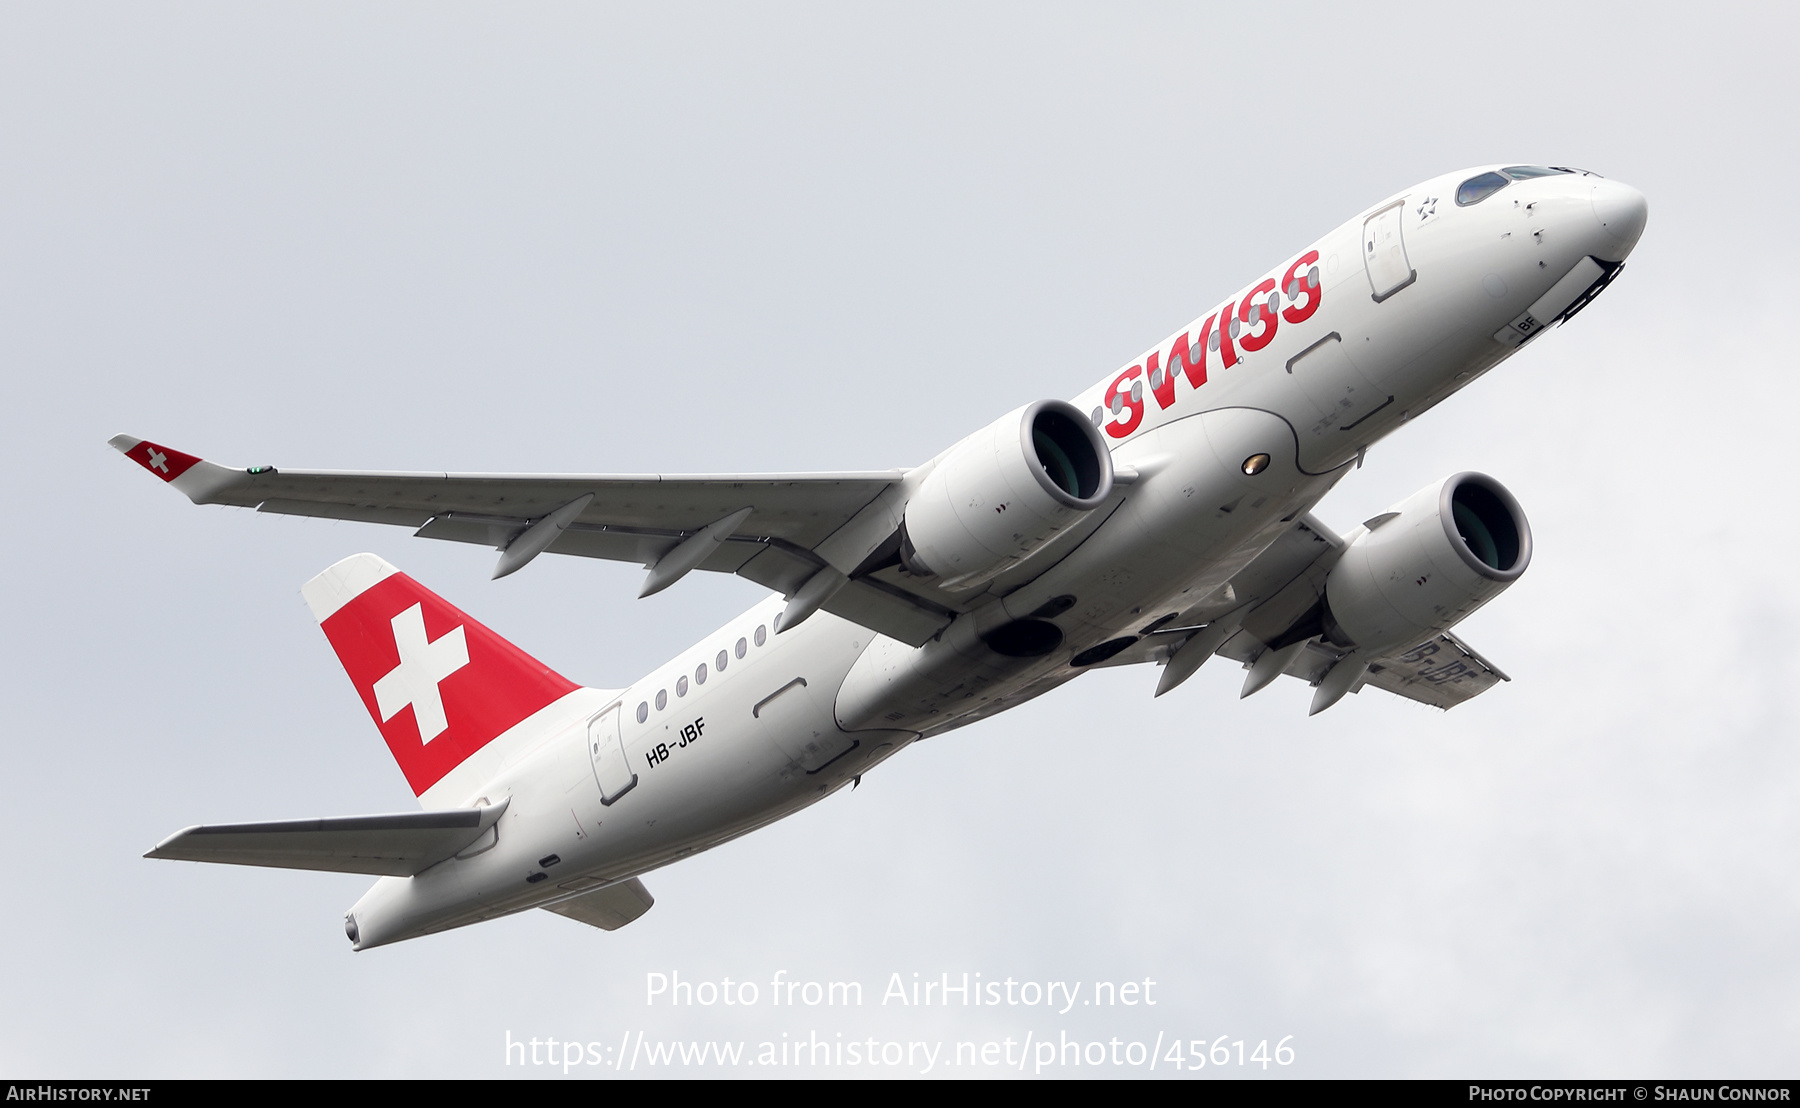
[901,399,1113,591]
[1322,472,1531,654]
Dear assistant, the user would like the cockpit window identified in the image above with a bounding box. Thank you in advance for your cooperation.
[1500,165,1569,180]
[1456,171,1509,206]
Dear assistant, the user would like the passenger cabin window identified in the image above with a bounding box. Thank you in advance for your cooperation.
[677,676,689,697]
[695,663,707,685]
[755,625,767,647]
[735,637,747,659]
[655,689,667,711]
[636,702,648,723]
[716,650,729,671]
[1456,171,1509,206]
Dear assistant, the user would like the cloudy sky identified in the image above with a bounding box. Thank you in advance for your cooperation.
[3,1,1796,1079]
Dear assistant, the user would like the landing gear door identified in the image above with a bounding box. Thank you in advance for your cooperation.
[588,707,637,805]
[1362,201,1416,302]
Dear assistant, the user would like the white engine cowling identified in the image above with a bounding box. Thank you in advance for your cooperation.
[901,399,1114,590]
[1322,472,1531,654]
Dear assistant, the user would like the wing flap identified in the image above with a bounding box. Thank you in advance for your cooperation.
[1361,632,1508,709]
[821,579,953,647]
[1203,629,1506,710]
[412,512,528,548]
[144,801,508,877]
[542,877,654,931]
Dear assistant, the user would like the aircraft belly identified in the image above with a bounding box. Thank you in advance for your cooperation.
[836,408,1343,733]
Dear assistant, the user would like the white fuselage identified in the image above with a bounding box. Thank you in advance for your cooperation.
[349,165,1646,948]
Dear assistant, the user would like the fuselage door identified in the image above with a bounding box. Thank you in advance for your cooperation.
[1362,201,1416,301]
[587,706,638,805]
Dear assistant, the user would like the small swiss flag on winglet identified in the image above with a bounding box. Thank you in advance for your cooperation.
[118,437,202,483]
[303,554,580,795]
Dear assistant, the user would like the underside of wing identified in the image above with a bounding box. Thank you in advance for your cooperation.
[1358,632,1510,708]
[144,802,508,877]
[1102,511,1510,712]
[109,434,956,646]
[541,877,654,931]
[1209,629,1508,709]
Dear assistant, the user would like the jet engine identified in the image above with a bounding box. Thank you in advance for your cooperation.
[900,399,1114,590]
[1322,472,1531,653]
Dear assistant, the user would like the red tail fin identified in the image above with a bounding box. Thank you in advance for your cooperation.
[302,554,579,796]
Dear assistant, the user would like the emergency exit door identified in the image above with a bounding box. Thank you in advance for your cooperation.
[587,707,637,804]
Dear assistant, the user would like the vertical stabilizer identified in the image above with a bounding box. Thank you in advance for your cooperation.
[304,553,583,803]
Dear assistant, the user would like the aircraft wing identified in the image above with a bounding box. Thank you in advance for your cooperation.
[541,877,655,931]
[1355,632,1509,708]
[1093,512,1510,711]
[110,434,954,646]
[144,801,510,877]
[1210,628,1508,709]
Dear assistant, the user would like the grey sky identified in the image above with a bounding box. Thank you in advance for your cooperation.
[2,1,1795,1077]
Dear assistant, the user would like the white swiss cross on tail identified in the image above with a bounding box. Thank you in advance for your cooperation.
[302,553,581,797]
[372,604,469,744]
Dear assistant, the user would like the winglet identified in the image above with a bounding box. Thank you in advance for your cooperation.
[108,434,252,504]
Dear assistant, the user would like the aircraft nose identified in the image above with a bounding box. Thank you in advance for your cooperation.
[1590,178,1648,261]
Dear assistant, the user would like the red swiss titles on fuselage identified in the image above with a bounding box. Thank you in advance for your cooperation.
[1101,250,1323,439]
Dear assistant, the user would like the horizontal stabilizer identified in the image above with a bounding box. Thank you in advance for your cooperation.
[542,877,655,931]
[145,800,509,876]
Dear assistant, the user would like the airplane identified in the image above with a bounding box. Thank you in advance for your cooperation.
[113,163,1648,950]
